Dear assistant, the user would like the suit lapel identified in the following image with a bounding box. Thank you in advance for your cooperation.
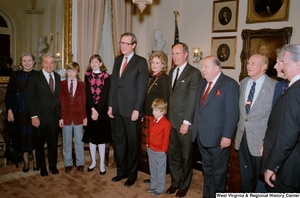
[120,54,135,77]
[39,70,51,92]
[201,73,224,108]
[250,76,271,113]
[173,64,190,91]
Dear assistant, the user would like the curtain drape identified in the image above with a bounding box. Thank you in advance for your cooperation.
[76,0,105,77]
[111,0,133,57]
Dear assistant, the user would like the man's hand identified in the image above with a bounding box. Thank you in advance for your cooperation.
[31,117,40,128]
[83,118,87,126]
[220,137,231,149]
[260,142,264,157]
[107,107,114,118]
[59,119,64,127]
[265,169,276,187]
[7,110,14,122]
[180,123,189,135]
[131,110,139,121]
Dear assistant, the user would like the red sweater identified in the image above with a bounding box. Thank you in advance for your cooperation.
[146,115,171,153]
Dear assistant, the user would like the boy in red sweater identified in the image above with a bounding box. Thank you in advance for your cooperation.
[146,98,171,196]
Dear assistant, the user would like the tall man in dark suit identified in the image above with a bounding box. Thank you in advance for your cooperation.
[192,55,239,197]
[234,54,276,192]
[27,53,61,177]
[262,44,300,192]
[108,32,148,187]
[165,42,201,198]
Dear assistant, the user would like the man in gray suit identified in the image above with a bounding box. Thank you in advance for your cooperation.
[235,54,276,192]
[165,42,201,198]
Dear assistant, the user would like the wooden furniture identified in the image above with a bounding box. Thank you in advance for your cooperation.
[226,142,241,192]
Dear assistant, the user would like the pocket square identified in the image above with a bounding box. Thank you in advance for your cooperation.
[216,90,221,96]
[181,80,185,82]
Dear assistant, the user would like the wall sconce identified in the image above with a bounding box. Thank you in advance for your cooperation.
[55,52,61,62]
[192,47,203,63]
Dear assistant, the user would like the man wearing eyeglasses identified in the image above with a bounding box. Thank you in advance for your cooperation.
[108,32,148,187]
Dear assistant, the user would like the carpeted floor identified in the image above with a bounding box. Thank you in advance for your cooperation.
[0,150,204,198]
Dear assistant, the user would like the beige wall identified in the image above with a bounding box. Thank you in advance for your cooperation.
[0,0,62,70]
[131,0,300,81]
[1,0,299,81]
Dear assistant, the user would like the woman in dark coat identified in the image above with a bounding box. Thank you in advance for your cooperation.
[82,54,111,175]
[6,52,38,172]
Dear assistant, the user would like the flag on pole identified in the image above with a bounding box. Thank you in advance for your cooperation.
[172,11,180,69]
[174,11,180,44]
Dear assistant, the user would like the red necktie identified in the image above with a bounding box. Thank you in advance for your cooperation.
[121,56,128,76]
[201,82,212,107]
[70,80,74,100]
[49,74,54,93]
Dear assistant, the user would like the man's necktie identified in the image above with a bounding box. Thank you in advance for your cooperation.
[245,81,256,114]
[49,74,54,93]
[201,82,213,107]
[121,56,128,76]
[154,119,158,125]
[70,80,74,100]
[172,68,180,90]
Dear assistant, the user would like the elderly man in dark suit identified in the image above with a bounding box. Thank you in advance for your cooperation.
[192,55,239,197]
[165,42,201,198]
[27,53,61,177]
[108,32,148,187]
[234,54,276,192]
[262,44,300,192]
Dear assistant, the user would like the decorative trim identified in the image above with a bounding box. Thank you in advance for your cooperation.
[63,0,73,68]
[25,9,44,15]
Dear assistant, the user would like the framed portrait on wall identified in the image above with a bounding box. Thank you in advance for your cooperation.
[211,36,237,69]
[239,27,293,81]
[246,0,290,23]
[212,0,239,32]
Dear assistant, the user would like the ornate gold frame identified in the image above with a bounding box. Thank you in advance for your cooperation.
[246,0,290,24]
[239,27,293,81]
[211,36,237,69]
[212,0,239,32]
[63,0,73,68]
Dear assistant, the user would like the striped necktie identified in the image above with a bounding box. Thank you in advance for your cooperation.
[70,80,74,100]
[245,81,256,114]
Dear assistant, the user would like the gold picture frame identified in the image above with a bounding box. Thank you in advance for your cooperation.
[246,0,290,24]
[212,0,239,32]
[239,27,293,81]
[211,36,237,69]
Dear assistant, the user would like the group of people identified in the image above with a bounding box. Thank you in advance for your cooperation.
[5,31,300,197]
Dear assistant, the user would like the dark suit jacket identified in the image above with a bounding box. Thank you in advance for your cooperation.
[108,54,148,117]
[168,63,201,129]
[262,79,300,188]
[146,116,171,153]
[192,73,239,147]
[27,70,61,122]
[59,79,86,125]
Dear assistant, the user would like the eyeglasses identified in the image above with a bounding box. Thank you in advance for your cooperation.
[119,42,132,46]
